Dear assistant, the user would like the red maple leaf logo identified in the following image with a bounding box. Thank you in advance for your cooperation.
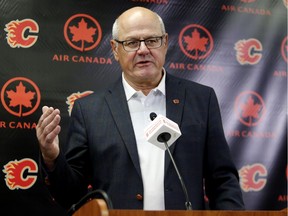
[183,29,208,59]
[179,24,213,60]
[240,96,262,125]
[69,18,96,51]
[6,81,35,117]
[234,91,266,127]
[64,14,102,52]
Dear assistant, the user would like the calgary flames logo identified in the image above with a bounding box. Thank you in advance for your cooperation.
[239,163,267,192]
[234,38,262,65]
[3,158,38,190]
[5,19,39,48]
[66,91,93,115]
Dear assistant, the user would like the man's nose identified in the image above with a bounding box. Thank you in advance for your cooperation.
[137,41,150,52]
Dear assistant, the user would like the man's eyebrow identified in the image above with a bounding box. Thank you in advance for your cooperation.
[123,35,162,40]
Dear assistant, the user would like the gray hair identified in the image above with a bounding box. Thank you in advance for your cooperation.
[112,12,166,40]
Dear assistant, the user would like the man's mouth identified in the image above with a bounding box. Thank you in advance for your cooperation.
[136,61,151,66]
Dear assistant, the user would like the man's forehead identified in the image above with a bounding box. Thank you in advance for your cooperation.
[118,20,161,38]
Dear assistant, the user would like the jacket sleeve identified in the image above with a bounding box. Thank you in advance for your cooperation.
[40,99,92,210]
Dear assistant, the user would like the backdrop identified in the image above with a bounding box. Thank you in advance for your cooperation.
[0,0,287,215]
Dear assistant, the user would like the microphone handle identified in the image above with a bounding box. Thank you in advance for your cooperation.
[162,139,193,210]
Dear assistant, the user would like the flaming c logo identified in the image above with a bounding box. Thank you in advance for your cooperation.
[66,91,93,116]
[234,91,266,127]
[5,19,39,48]
[64,14,102,52]
[3,158,38,190]
[234,38,262,65]
[179,24,213,60]
[239,163,267,192]
[1,77,41,117]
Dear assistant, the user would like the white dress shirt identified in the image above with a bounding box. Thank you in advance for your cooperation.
[122,70,166,210]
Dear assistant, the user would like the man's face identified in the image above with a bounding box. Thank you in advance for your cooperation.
[111,9,168,86]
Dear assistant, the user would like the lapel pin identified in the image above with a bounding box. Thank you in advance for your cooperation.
[173,99,180,104]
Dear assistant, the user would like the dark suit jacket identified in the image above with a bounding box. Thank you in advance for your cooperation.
[45,73,245,210]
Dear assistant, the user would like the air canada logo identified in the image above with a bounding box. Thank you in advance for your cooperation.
[179,24,213,60]
[221,1,271,15]
[234,91,266,127]
[66,91,93,116]
[281,36,288,63]
[3,158,38,190]
[234,39,262,65]
[239,163,267,192]
[5,19,39,48]
[64,14,102,52]
[1,77,41,117]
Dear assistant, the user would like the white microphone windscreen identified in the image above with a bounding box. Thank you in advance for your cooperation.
[144,114,181,150]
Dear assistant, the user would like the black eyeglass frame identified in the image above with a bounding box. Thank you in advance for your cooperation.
[114,34,166,52]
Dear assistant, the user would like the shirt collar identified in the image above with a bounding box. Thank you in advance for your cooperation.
[122,68,166,101]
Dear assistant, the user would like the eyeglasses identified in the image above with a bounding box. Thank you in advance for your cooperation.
[114,35,165,52]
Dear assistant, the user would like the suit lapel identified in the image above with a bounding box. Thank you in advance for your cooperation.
[165,74,185,173]
[103,74,186,177]
[104,80,142,177]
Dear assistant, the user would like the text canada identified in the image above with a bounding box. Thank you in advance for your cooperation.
[52,54,112,64]
[0,121,37,129]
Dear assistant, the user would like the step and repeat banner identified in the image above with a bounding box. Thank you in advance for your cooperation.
[0,0,287,215]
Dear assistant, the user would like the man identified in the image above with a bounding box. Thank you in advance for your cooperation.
[36,6,245,211]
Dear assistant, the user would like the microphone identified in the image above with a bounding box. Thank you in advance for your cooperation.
[145,113,181,150]
[150,112,157,121]
[144,112,192,210]
[149,112,173,142]
[67,189,113,215]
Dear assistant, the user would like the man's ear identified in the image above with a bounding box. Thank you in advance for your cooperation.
[162,34,169,55]
[163,33,168,47]
[110,40,119,61]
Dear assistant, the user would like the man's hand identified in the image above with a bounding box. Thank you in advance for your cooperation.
[36,106,61,170]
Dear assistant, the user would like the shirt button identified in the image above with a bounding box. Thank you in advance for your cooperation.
[136,194,143,201]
